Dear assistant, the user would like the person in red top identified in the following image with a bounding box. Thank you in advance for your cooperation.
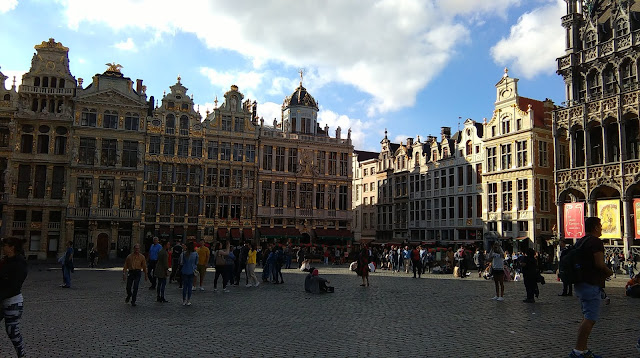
[323,249,330,265]
[411,246,423,278]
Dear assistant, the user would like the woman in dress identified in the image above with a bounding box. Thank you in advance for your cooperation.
[0,237,28,357]
[180,241,198,306]
[357,248,369,287]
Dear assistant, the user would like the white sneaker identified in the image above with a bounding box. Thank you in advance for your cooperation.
[182,300,186,306]
[186,300,192,306]
[200,287,205,291]
[497,297,504,301]
[491,296,499,300]
[246,284,252,288]
[213,288,218,292]
[255,282,260,287]
[223,288,230,293]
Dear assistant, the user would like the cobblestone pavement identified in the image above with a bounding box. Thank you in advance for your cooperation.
[1,263,638,358]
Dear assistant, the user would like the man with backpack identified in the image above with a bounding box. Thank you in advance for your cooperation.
[558,240,573,297]
[568,217,613,358]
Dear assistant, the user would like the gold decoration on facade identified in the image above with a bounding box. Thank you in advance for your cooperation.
[105,63,123,73]
[34,38,69,51]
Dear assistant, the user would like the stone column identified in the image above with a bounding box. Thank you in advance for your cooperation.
[110,220,118,259]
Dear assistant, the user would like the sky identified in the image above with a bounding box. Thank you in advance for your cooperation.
[0,0,568,152]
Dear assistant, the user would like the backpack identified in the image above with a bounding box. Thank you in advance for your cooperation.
[558,237,592,284]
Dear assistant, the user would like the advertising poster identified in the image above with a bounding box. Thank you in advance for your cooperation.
[563,202,584,238]
[597,199,621,239]
[634,199,640,239]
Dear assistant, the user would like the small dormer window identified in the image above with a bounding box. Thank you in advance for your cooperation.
[432,149,438,161]
[442,147,449,158]
[501,116,511,134]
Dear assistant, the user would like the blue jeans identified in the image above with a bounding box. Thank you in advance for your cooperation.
[62,265,71,287]
[156,278,167,299]
[182,274,194,300]
[574,283,602,322]
[285,255,292,269]
[126,270,141,303]
[262,263,270,281]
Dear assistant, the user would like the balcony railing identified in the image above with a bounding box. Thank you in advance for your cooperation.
[19,85,74,96]
[12,221,26,229]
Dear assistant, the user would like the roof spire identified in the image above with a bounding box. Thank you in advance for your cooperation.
[298,68,304,86]
[503,67,509,78]
[214,96,218,109]
[177,74,181,83]
[384,128,388,139]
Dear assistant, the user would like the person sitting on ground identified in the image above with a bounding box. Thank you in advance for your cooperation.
[626,274,640,298]
[305,269,332,294]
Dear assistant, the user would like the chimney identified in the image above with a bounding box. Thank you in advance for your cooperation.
[136,79,143,93]
[406,138,413,147]
[441,127,451,139]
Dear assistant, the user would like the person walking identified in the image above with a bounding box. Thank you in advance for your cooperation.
[122,244,148,307]
[569,217,613,358]
[154,240,170,303]
[169,241,183,284]
[520,248,539,303]
[147,237,161,290]
[181,241,198,306]
[196,242,210,291]
[0,237,28,358]
[213,241,230,292]
[60,241,74,288]
[402,246,412,274]
[236,242,249,285]
[474,248,485,278]
[558,240,573,297]
[246,243,259,287]
[357,248,370,287]
[488,242,506,301]
[411,246,422,278]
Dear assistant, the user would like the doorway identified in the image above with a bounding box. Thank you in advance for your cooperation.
[97,233,109,259]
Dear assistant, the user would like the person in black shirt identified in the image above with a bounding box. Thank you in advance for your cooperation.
[169,241,183,284]
[0,237,28,357]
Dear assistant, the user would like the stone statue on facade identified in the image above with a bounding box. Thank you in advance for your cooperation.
[336,126,341,139]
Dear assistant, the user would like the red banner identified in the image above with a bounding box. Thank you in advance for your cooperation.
[564,202,585,239]
[634,199,640,239]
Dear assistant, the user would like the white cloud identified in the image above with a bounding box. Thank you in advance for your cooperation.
[0,0,17,13]
[490,0,565,79]
[0,69,26,90]
[318,109,384,150]
[256,101,281,124]
[114,37,137,52]
[199,67,263,99]
[57,0,524,116]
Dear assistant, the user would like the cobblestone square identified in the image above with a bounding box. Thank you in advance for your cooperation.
[0,264,637,357]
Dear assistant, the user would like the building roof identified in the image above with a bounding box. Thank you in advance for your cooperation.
[519,96,546,128]
[282,84,318,110]
[354,150,379,162]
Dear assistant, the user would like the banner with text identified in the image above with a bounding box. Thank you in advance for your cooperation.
[634,199,640,239]
[563,202,585,239]
[597,199,621,239]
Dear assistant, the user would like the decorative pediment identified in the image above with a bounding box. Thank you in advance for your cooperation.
[76,89,146,108]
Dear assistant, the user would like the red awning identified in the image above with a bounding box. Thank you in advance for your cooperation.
[230,228,241,239]
[217,228,228,239]
[243,228,253,239]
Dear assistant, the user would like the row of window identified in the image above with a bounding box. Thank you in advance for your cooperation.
[260,182,349,210]
[486,178,549,212]
[32,76,67,89]
[16,165,65,199]
[80,109,140,130]
[409,195,482,222]
[78,138,139,167]
[75,177,136,209]
[145,163,256,191]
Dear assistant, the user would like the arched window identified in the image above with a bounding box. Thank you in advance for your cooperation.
[621,59,637,90]
[587,71,602,99]
[179,115,189,135]
[617,18,629,36]
[3,94,9,101]
[165,114,175,134]
[442,147,449,159]
[181,103,189,110]
[125,112,139,131]
[465,140,472,156]
[603,66,617,95]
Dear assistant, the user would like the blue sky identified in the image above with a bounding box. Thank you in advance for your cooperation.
[0,0,567,151]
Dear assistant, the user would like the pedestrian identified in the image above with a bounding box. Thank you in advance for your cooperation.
[284,245,292,269]
[411,246,422,278]
[610,253,618,279]
[402,246,412,273]
[391,247,399,273]
[558,240,573,297]
[323,249,329,265]
[297,247,305,268]
[268,247,279,284]
[122,244,148,307]
[246,243,259,287]
[454,247,465,278]
[59,241,74,288]
[213,241,230,292]
[196,242,210,291]
[474,248,484,278]
[275,246,285,284]
[262,245,272,283]
[569,217,613,358]
[155,240,170,303]
[224,246,236,289]
[520,248,539,303]
[181,241,198,306]
[357,248,370,287]
[147,237,161,290]
[89,247,97,268]
[169,241,183,284]
[0,237,28,358]
[334,248,341,265]
[627,254,635,279]
[488,242,505,301]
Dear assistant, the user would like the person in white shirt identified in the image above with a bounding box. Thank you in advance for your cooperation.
[488,242,506,301]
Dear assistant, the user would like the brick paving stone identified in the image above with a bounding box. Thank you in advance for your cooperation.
[0,265,636,357]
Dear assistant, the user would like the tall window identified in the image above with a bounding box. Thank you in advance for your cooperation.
[207,141,218,160]
[79,138,96,165]
[191,140,202,158]
[501,144,512,170]
[101,139,117,167]
[165,114,175,135]
[122,141,138,168]
[98,179,114,208]
[145,194,157,216]
[17,165,30,198]
[539,141,549,167]
[233,169,242,189]
[262,181,272,206]
[315,184,325,209]
[174,196,185,218]
[263,146,273,170]
[81,108,97,127]
[329,152,337,175]
[149,136,160,155]
[221,115,232,131]
[189,167,200,188]
[317,151,326,175]
[77,177,93,208]
[103,110,118,129]
[125,112,139,130]
[466,165,473,185]
[234,117,244,132]
[288,148,298,173]
[159,194,172,217]
[516,140,527,167]
[20,134,33,153]
[179,115,189,136]
[339,185,348,210]
[205,196,216,218]
[33,165,46,198]
[51,166,65,199]
[175,164,187,191]
[540,179,550,211]
[517,179,529,210]
[501,117,511,134]
[274,181,284,207]
[161,164,173,189]
[300,183,313,209]
[37,135,49,154]
[163,137,175,155]
[230,197,241,219]
[328,185,337,210]
[488,183,497,212]
[219,168,230,188]
[146,163,159,191]
[120,179,135,209]
[177,138,189,157]
[245,144,255,163]
[340,153,348,176]
[206,168,217,187]
[275,147,285,171]
[244,170,255,189]
[502,181,512,212]
[220,142,231,161]
[487,147,497,172]
[233,143,243,161]
[54,129,66,155]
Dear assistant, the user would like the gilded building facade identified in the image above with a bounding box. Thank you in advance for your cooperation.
[482,70,556,251]
[554,0,640,256]
[256,81,353,245]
